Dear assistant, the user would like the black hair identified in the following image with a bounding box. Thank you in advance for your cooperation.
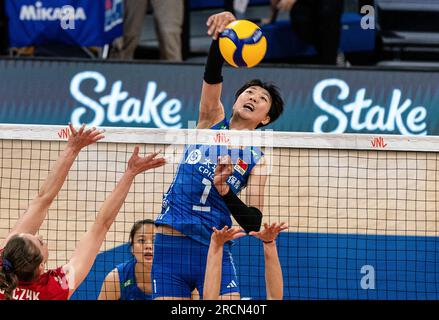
[129,219,155,247]
[0,235,43,300]
[234,79,284,129]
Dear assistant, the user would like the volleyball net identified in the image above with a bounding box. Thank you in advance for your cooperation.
[0,124,438,300]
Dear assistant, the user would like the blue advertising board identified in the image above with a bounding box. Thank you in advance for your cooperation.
[0,59,438,135]
[5,0,123,47]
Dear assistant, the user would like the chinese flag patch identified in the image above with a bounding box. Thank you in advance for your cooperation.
[234,158,248,175]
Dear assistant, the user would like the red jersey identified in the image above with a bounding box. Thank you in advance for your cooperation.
[0,266,69,300]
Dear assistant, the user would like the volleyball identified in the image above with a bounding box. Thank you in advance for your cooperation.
[219,20,267,68]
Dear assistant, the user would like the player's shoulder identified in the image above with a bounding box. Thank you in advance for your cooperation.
[115,259,136,279]
[45,266,66,279]
[35,267,69,297]
[115,260,130,274]
[249,154,268,174]
[104,267,120,282]
[209,117,229,130]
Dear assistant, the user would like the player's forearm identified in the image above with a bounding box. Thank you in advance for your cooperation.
[204,39,224,85]
[264,241,283,300]
[66,172,136,293]
[199,82,224,120]
[36,145,79,202]
[222,189,262,233]
[247,164,268,212]
[198,40,226,127]
[95,171,136,230]
[203,242,224,300]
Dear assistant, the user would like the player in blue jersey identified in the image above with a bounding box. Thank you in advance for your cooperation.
[98,220,155,300]
[98,219,200,300]
[152,11,284,300]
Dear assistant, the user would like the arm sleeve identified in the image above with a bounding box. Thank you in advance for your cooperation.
[203,39,225,84]
[221,189,262,233]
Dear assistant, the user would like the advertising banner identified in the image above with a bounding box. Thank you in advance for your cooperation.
[0,59,438,135]
[5,0,123,47]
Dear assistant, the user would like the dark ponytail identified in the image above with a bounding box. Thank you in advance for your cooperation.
[0,261,19,300]
[0,235,43,300]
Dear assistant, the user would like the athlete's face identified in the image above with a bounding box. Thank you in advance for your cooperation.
[232,86,271,128]
[131,224,154,265]
[20,233,49,265]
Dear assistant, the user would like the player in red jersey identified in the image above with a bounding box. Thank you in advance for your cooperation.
[0,124,165,300]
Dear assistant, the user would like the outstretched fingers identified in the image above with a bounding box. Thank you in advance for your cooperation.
[206,13,215,27]
[143,150,166,168]
[206,12,236,40]
[279,222,288,231]
[89,128,105,142]
[127,147,166,174]
[212,226,245,241]
[77,123,86,136]
[68,122,77,136]
[133,146,140,157]
[250,221,288,242]
[207,14,217,37]
[229,227,246,240]
[148,158,167,169]
[217,20,230,36]
[67,124,105,150]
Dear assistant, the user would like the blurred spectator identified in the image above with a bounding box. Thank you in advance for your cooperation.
[0,0,8,55]
[267,0,344,65]
[225,0,235,15]
[110,0,184,61]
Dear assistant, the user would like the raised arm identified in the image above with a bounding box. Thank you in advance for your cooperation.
[1,124,104,248]
[63,147,165,298]
[250,222,288,300]
[203,226,245,300]
[198,11,236,129]
[247,158,269,211]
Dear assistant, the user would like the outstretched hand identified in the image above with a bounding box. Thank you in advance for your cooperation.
[206,11,236,40]
[127,146,166,176]
[249,222,288,243]
[68,123,105,152]
[214,155,233,196]
[211,226,246,246]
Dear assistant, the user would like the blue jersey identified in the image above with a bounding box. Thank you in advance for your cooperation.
[116,258,152,300]
[156,117,263,247]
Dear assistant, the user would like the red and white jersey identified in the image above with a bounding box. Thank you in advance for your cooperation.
[0,266,69,300]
